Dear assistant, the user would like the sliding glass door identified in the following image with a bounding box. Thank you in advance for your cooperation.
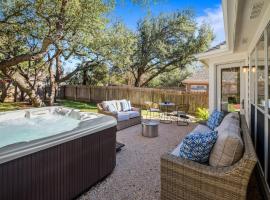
[221,67,241,112]
[249,24,270,186]
[217,63,244,113]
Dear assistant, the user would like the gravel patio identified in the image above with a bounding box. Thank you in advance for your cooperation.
[78,122,263,200]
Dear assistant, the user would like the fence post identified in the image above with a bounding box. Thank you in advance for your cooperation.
[74,86,77,101]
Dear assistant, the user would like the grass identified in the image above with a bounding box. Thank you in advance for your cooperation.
[57,100,98,113]
[0,102,32,112]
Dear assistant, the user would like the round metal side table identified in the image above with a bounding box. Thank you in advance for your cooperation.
[142,121,159,138]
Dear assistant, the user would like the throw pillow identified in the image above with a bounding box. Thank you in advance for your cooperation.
[107,103,117,113]
[121,100,132,111]
[179,131,218,163]
[207,109,224,130]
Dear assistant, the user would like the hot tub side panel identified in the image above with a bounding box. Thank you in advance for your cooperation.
[0,126,116,200]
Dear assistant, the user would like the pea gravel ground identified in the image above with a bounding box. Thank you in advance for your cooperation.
[78,122,196,200]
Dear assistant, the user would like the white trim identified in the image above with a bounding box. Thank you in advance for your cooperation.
[222,0,229,49]
[248,5,270,54]
[196,48,230,60]
[216,61,245,113]
[264,28,269,180]
[254,47,258,150]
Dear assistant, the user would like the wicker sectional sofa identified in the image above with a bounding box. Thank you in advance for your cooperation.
[97,100,141,131]
[161,114,257,200]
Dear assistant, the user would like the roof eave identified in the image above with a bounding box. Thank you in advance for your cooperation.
[196,47,232,60]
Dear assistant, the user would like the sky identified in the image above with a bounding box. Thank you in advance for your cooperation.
[109,0,225,47]
[65,0,224,71]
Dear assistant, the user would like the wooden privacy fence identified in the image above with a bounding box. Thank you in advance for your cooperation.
[61,85,208,114]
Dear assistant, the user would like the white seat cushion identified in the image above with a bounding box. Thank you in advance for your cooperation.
[117,112,130,122]
[120,99,132,111]
[126,111,140,118]
[149,108,160,112]
[171,143,181,157]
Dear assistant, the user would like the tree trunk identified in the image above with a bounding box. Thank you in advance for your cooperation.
[14,84,18,102]
[48,82,58,106]
[2,70,42,107]
[134,75,142,87]
[0,82,11,103]
[82,69,88,85]
[20,90,25,101]
[48,60,56,106]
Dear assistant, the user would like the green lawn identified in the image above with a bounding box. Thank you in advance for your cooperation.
[0,102,32,112]
[57,100,98,113]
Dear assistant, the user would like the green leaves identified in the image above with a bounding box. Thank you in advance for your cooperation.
[108,9,213,87]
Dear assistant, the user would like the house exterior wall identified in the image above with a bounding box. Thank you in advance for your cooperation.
[198,0,270,197]
[206,53,248,113]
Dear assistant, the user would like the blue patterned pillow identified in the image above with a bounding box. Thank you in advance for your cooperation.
[179,131,218,163]
[206,109,224,130]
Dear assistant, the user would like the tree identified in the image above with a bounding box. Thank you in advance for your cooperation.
[67,63,109,86]
[111,10,213,87]
[0,0,111,106]
[0,74,12,102]
[148,67,193,88]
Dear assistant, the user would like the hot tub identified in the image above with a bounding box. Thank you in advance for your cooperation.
[0,107,117,200]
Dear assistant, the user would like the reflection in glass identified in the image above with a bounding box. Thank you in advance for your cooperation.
[250,51,256,104]
[256,35,265,109]
[221,67,240,112]
[268,26,270,114]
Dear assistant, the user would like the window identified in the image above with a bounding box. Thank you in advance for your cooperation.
[190,85,207,91]
[268,25,270,114]
[221,67,240,112]
[257,35,265,109]
[250,50,256,104]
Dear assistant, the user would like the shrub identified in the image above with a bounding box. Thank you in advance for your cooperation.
[196,107,209,121]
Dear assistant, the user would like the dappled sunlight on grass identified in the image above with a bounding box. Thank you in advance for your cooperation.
[0,102,32,112]
[57,100,98,113]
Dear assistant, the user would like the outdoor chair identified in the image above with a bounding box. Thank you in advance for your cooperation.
[169,104,189,125]
[161,114,257,200]
[145,101,160,120]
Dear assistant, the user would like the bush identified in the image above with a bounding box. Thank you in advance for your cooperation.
[196,107,209,121]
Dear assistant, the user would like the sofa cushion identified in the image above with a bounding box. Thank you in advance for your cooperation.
[102,101,117,112]
[117,112,130,122]
[210,117,243,167]
[225,112,239,120]
[178,131,218,163]
[120,100,132,111]
[115,100,122,112]
[126,110,140,119]
[192,124,212,134]
[207,109,224,130]
[120,99,131,112]
[171,143,181,157]
[215,113,239,133]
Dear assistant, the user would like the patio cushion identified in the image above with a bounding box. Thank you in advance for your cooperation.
[115,100,122,112]
[126,110,140,118]
[192,124,212,134]
[207,109,224,130]
[210,117,243,167]
[120,100,132,111]
[178,131,218,163]
[117,112,130,122]
[171,143,181,157]
[225,112,239,120]
[215,113,239,133]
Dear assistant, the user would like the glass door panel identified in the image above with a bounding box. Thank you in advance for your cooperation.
[221,67,241,112]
